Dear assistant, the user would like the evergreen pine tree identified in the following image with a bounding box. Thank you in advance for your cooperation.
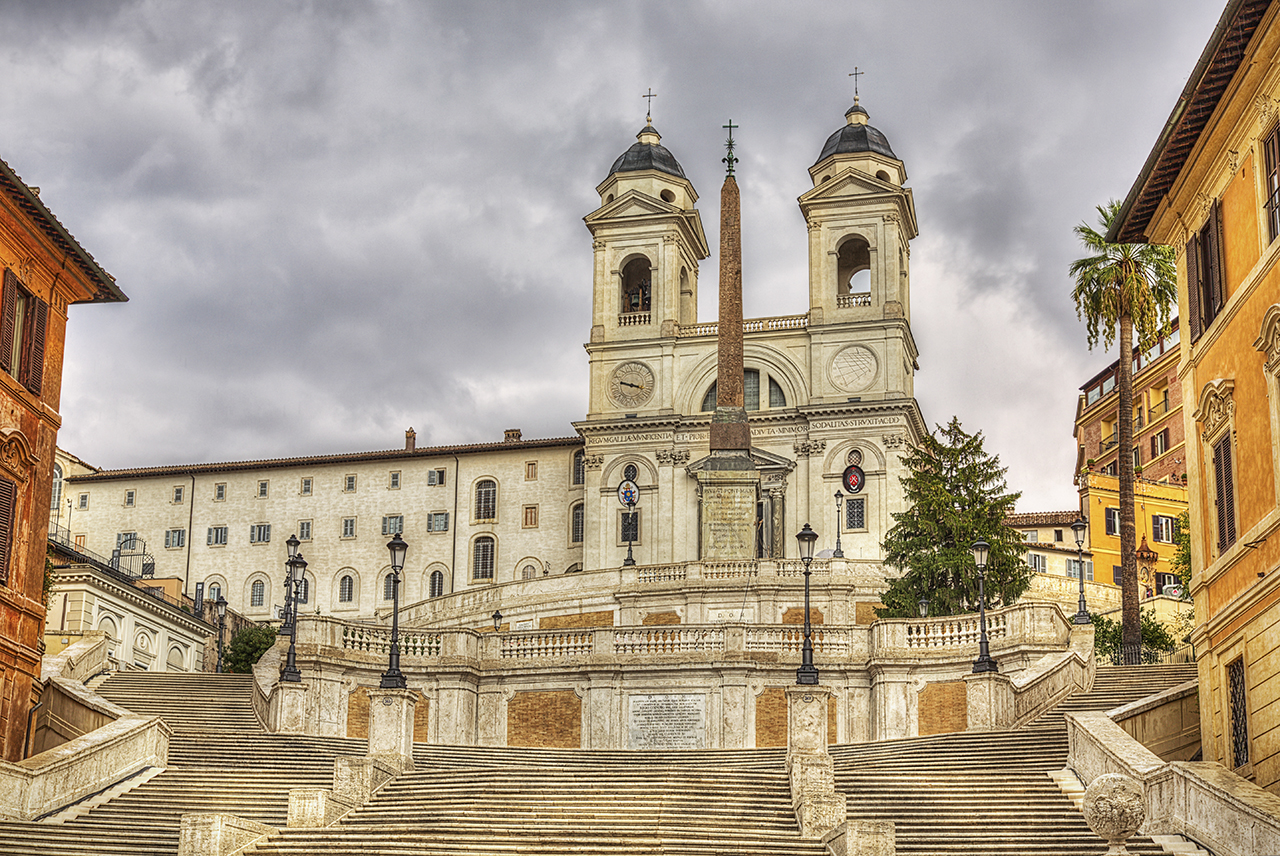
[877,417,1028,618]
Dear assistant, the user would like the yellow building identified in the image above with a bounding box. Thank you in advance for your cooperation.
[1110,0,1280,792]
[1078,472,1189,598]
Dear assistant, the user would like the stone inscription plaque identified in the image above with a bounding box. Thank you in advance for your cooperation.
[627,693,706,749]
[701,483,757,559]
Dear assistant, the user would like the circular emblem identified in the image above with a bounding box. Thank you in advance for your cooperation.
[843,465,865,494]
[829,346,878,392]
[617,479,639,506]
[802,694,814,703]
[608,361,655,408]
[847,448,863,467]
[381,697,393,706]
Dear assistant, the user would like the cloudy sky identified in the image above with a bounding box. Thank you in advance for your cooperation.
[0,1,1222,512]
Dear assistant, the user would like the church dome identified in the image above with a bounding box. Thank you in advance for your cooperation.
[609,125,687,179]
[814,103,897,164]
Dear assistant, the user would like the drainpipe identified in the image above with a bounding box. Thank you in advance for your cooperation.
[451,455,460,596]
[184,473,196,593]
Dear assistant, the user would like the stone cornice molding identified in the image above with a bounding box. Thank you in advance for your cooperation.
[1194,379,1236,442]
[0,428,38,483]
[1254,303,1280,373]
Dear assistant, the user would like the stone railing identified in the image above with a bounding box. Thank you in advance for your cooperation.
[836,293,872,308]
[615,627,725,655]
[746,627,854,658]
[499,630,594,660]
[632,558,834,585]
[637,564,687,583]
[40,632,108,683]
[340,623,443,657]
[903,613,1007,650]
[701,561,759,580]
[677,313,808,338]
[617,311,650,326]
[875,602,1070,656]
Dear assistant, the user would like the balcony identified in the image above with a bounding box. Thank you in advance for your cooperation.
[617,312,650,327]
[837,293,872,308]
[1149,398,1170,420]
[1101,432,1118,452]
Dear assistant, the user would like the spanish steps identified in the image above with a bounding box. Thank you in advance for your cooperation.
[0,663,1200,856]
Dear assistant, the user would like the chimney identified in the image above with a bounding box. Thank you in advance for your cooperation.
[405,427,416,451]
[504,429,522,442]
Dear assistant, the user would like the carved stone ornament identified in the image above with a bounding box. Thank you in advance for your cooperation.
[882,212,900,224]
[655,448,691,466]
[1081,773,1145,855]
[592,239,606,251]
[1193,190,1211,222]
[0,429,38,483]
[793,439,827,458]
[1194,378,1236,442]
[583,454,604,471]
[1257,94,1279,129]
[881,433,907,449]
[17,258,35,287]
[1228,149,1240,174]
[1254,303,1280,373]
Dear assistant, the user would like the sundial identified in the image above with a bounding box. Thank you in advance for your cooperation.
[830,346,878,391]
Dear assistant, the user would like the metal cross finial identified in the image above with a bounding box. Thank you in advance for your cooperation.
[643,88,657,124]
[723,120,739,176]
[849,67,864,104]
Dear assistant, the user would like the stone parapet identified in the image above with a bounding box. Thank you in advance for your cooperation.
[823,821,895,856]
[177,813,273,856]
[367,688,417,771]
[787,687,845,840]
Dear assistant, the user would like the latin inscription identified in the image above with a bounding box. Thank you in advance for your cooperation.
[627,693,706,749]
[701,484,757,558]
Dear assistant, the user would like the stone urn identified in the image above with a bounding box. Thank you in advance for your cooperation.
[1081,773,1145,855]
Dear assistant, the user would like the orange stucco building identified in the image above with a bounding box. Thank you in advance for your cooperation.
[1111,0,1280,792]
[0,158,126,760]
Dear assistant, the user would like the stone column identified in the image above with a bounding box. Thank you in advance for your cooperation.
[785,686,846,839]
[366,688,416,771]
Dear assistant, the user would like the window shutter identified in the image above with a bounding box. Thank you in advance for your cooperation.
[23,298,46,396]
[0,270,16,375]
[442,512,449,530]
[207,528,214,545]
[1150,435,1157,458]
[0,477,13,586]
[1185,233,1203,342]
[250,525,257,544]
[1206,199,1224,320]
[1215,435,1237,551]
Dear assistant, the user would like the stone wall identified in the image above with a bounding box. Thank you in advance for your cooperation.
[918,681,966,736]
[540,611,614,630]
[507,690,581,748]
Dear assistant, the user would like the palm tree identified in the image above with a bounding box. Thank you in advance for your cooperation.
[1069,200,1176,664]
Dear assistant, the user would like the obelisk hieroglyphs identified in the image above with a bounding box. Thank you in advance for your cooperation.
[699,123,759,561]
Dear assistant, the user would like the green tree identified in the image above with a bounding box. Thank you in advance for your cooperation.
[224,625,277,674]
[877,417,1028,618]
[1170,511,1192,601]
[1091,608,1178,664]
[1070,200,1177,662]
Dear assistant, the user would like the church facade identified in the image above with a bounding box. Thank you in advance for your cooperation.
[61,101,927,630]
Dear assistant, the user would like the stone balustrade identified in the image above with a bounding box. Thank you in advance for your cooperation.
[873,601,1069,657]
[678,313,809,337]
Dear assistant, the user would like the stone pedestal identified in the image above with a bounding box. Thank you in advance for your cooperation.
[269,681,309,734]
[786,685,831,758]
[697,460,759,561]
[178,813,273,856]
[964,671,1014,731]
[287,788,356,828]
[785,686,846,839]
[367,688,416,771]
[823,820,896,856]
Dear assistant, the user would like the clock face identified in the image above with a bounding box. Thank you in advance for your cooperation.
[830,346,878,392]
[608,361,655,408]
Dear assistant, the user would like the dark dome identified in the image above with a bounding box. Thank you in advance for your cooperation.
[814,105,897,164]
[608,125,687,179]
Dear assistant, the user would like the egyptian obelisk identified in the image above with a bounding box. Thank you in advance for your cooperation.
[699,122,760,560]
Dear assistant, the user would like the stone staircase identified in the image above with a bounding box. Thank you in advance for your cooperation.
[1025,663,1198,728]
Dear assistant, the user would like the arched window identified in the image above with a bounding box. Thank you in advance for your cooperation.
[521,563,537,580]
[296,577,309,605]
[50,463,63,512]
[475,479,497,520]
[250,580,265,607]
[837,236,871,295]
[339,574,354,603]
[383,573,395,600]
[623,463,639,482]
[620,257,652,313]
[702,370,786,412]
[572,450,585,486]
[473,536,495,580]
[166,646,185,671]
[208,582,222,602]
[429,570,444,598]
[571,502,585,544]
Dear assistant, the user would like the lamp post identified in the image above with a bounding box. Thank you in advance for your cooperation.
[380,533,408,689]
[917,595,930,619]
[833,491,845,559]
[1071,516,1090,624]
[618,478,639,568]
[970,538,998,673]
[215,595,228,674]
[795,524,820,686]
[279,552,305,682]
[282,534,300,635]
[492,609,503,632]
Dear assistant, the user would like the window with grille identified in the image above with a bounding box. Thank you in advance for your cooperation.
[429,570,444,598]
[845,497,865,530]
[383,573,395,600]
[1214,434,1237,552]
[475,480,497,520]
[1228,657,1250,768]
[341,517,356,538]
[339,574,354,603]
[296,577,309,604]
[572,451,585,486]
[571,503,584,543]
[621,511,639,543]
[473,537,495,580]
[382,515,403,535]
[251,580,265,607]
[522,564,537,580]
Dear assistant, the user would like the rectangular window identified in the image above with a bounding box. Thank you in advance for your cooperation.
[257,480,269,498]
[1067,559,1094,581]
[427,512,449,532]
[389,471,401,489]
[214,483,226,502]
[1133,447,1141,470]
[0,477,14,586]
[78,493,88,510]
[341,517,356,538]
[74,533,85,548]
[1028,554,1047,573]
[1105,508,1120,537]
[1186,199,1225,342]
[1023,531,1039,543]
[1153,514,1176,544]
[124,490,135,507]
[382,515,403,536]
[1113,565,1123,586]
[298,520,312,541]
[621,510,640,543]
[1265,123,1280,243]
[300,477,312,496]
[1087,386,1101,406]
[344,474,357,493]
[164,528,186,549]
[1151,429,1169,458]
[523,505,539,528]
[1214,434,1237,552]
[250,523,271,544]
[1228,657,1250,769]
[525,462,537,481]
[0,268,49,396]
[117,531,137,549]
[428,468,445,486]
[207,526,228,546]
[845,497,866,530]
[172,486,184,504]
[571,503,584,543]
[1054,529,1064,543]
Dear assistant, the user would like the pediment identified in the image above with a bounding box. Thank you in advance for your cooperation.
[798,167,899,203]
[585,189,680,224]
[684,446,796,475]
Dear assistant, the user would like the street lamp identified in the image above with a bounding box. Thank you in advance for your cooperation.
[833,491,845,559]
[282,534,300,634]
[492,609,503,632]
[279,552,305,682]
[917,595,930,619]
[970,538,997,673]
[380,533,408,689]
[1071,516,1090,624]
[795,524,820,686]
[215,595,228,674]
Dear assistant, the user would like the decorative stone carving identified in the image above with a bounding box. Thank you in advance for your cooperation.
[1081,773,1145,855]
[583,454,604,471]
[1228,149,1240,174]
[0,430,38,483]
[592,240,606,251]
[793,439,827,458]
[1193,191,1211,222]
[655,449,690,466]
[882,213,900,223]
[1258,93,1279,129]
[17,258,35,287]
[1254,304,1280,372]
[881,433,906,450]
[1194,379,1235,441]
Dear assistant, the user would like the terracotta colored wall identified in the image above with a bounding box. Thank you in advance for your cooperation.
[347,687,429,742]
[641,611,680,626]
[855,602,883,624]
[782,607,824,625]
[918,681,967,735]
[539,611,613,630]
[754,687,837,747]
[507,689,581,748]
[1221,153,1261,299]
